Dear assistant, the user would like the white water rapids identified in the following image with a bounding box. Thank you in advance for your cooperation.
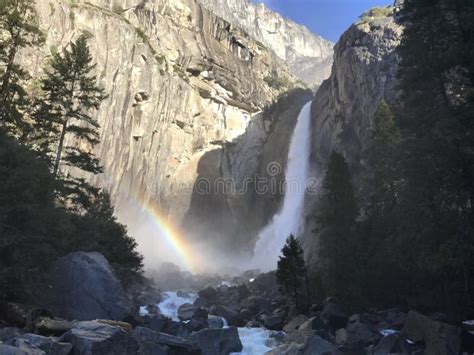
[252,101,313,271]
[141,292,279,354]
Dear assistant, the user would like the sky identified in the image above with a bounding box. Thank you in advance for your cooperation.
[254,0,393,42]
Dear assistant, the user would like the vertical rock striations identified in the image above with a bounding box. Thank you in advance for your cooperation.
[197,0,334,87]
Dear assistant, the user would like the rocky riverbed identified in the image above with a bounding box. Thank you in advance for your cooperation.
[1,252,473,354]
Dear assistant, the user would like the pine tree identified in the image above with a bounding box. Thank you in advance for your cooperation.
[0,0,44,136]
[317,151,358,302]
[276,235,307,309]
[34,34,107,208]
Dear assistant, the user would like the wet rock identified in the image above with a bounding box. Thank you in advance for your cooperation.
[208,316,225,329]
[284,315,309,332]
[321,302,348,332]
[7,334,72,355]
[264,314,286,331]
[237,285,251,300]
[298,317,325,331]
[177,304,207,321]
[241,296,272,315]
[132,326,199,354]
[402,310,461,355]
[0,327,22,342]
[190,327,243,355]
[345,314,382,348]
[0,344,43,355]
[60,321,138,355]
[46,252,132,321]
[369,332,414,355]
[245,320,261,328]
[297,335,341,355]
[198,287,218,305]
[210,305,240,326]
[141,315,164,332]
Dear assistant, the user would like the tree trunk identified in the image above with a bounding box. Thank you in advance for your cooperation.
[53,120,68,177]
[293,283,299,310]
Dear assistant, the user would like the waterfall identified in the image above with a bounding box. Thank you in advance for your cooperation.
[252,101,313,271]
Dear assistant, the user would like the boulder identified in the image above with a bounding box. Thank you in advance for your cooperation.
[34,318,75,336]
[240,296,272,314]
[284,315,309,332]
[46,252,132,321]
[402,310,461,355]
[190,327,243,355]
[208,316,225,329]
[0,327,22,342]
[297,335,341,355]
[321,302,348,332]
[345,314,382,348]
[237,285,251,300]
[0,344,44,355]
[210,305,240,326]
[369,332,415,355]
[177,304,208,321]
[298,317,325,331]
[264,314,285,331]
[132,326,199,354]
[141,315,164,332]
[7,334,72,355]
[60,321,138,355]
[198,287,218,304]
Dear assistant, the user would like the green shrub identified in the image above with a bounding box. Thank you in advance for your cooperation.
[360,6,393,23]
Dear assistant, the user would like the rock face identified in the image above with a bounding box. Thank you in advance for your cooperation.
[303,8,404,267]
[45,252,132,321]
[60,321,138,355]
[25,0,319,266]
[197,0,334,87]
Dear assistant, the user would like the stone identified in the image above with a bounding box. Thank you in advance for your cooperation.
[190,327,243,355]
[34,318,75,336]
[177,304,208,321]
[60,321,138,355]
[284,315,309,332]
[46,252,132,321]
[141,315,164,332]
[240,296,272,314]
[402,310,461,355]
[197,287,218,304]
[370,332,414,355]
[0,344,43,355]
[7,334,72,355]
[264,314,286,331]
[335,328,347,347]
[320,302,348,332]
[132,326,199,354]
[210,305,240,326]
[345,314,382,348]
[0,327,22,342]
[297,335,341,355]
[298,317,325,331]
[208,315,225,329]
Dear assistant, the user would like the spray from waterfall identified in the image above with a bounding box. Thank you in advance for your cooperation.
[252,101,313,271]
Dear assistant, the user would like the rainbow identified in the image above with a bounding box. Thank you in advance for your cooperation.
[139,199,198,273]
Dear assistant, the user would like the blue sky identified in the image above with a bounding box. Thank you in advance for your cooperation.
[254,0,393,42]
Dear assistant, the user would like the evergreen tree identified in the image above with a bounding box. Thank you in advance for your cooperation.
[0,0,44,136]
[77,191,144,283]
[34,34,107,208]
[276,235,307,309]
[317,151,359,303]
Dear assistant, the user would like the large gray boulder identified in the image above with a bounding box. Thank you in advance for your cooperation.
[0,344,44,355]
[297,335,341,355]
[402,311,461,355]
[46,252,132,321]
[7,334,72,355]
[60,321,138,355]
[132,326,200,354]
[190,327,243,355]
